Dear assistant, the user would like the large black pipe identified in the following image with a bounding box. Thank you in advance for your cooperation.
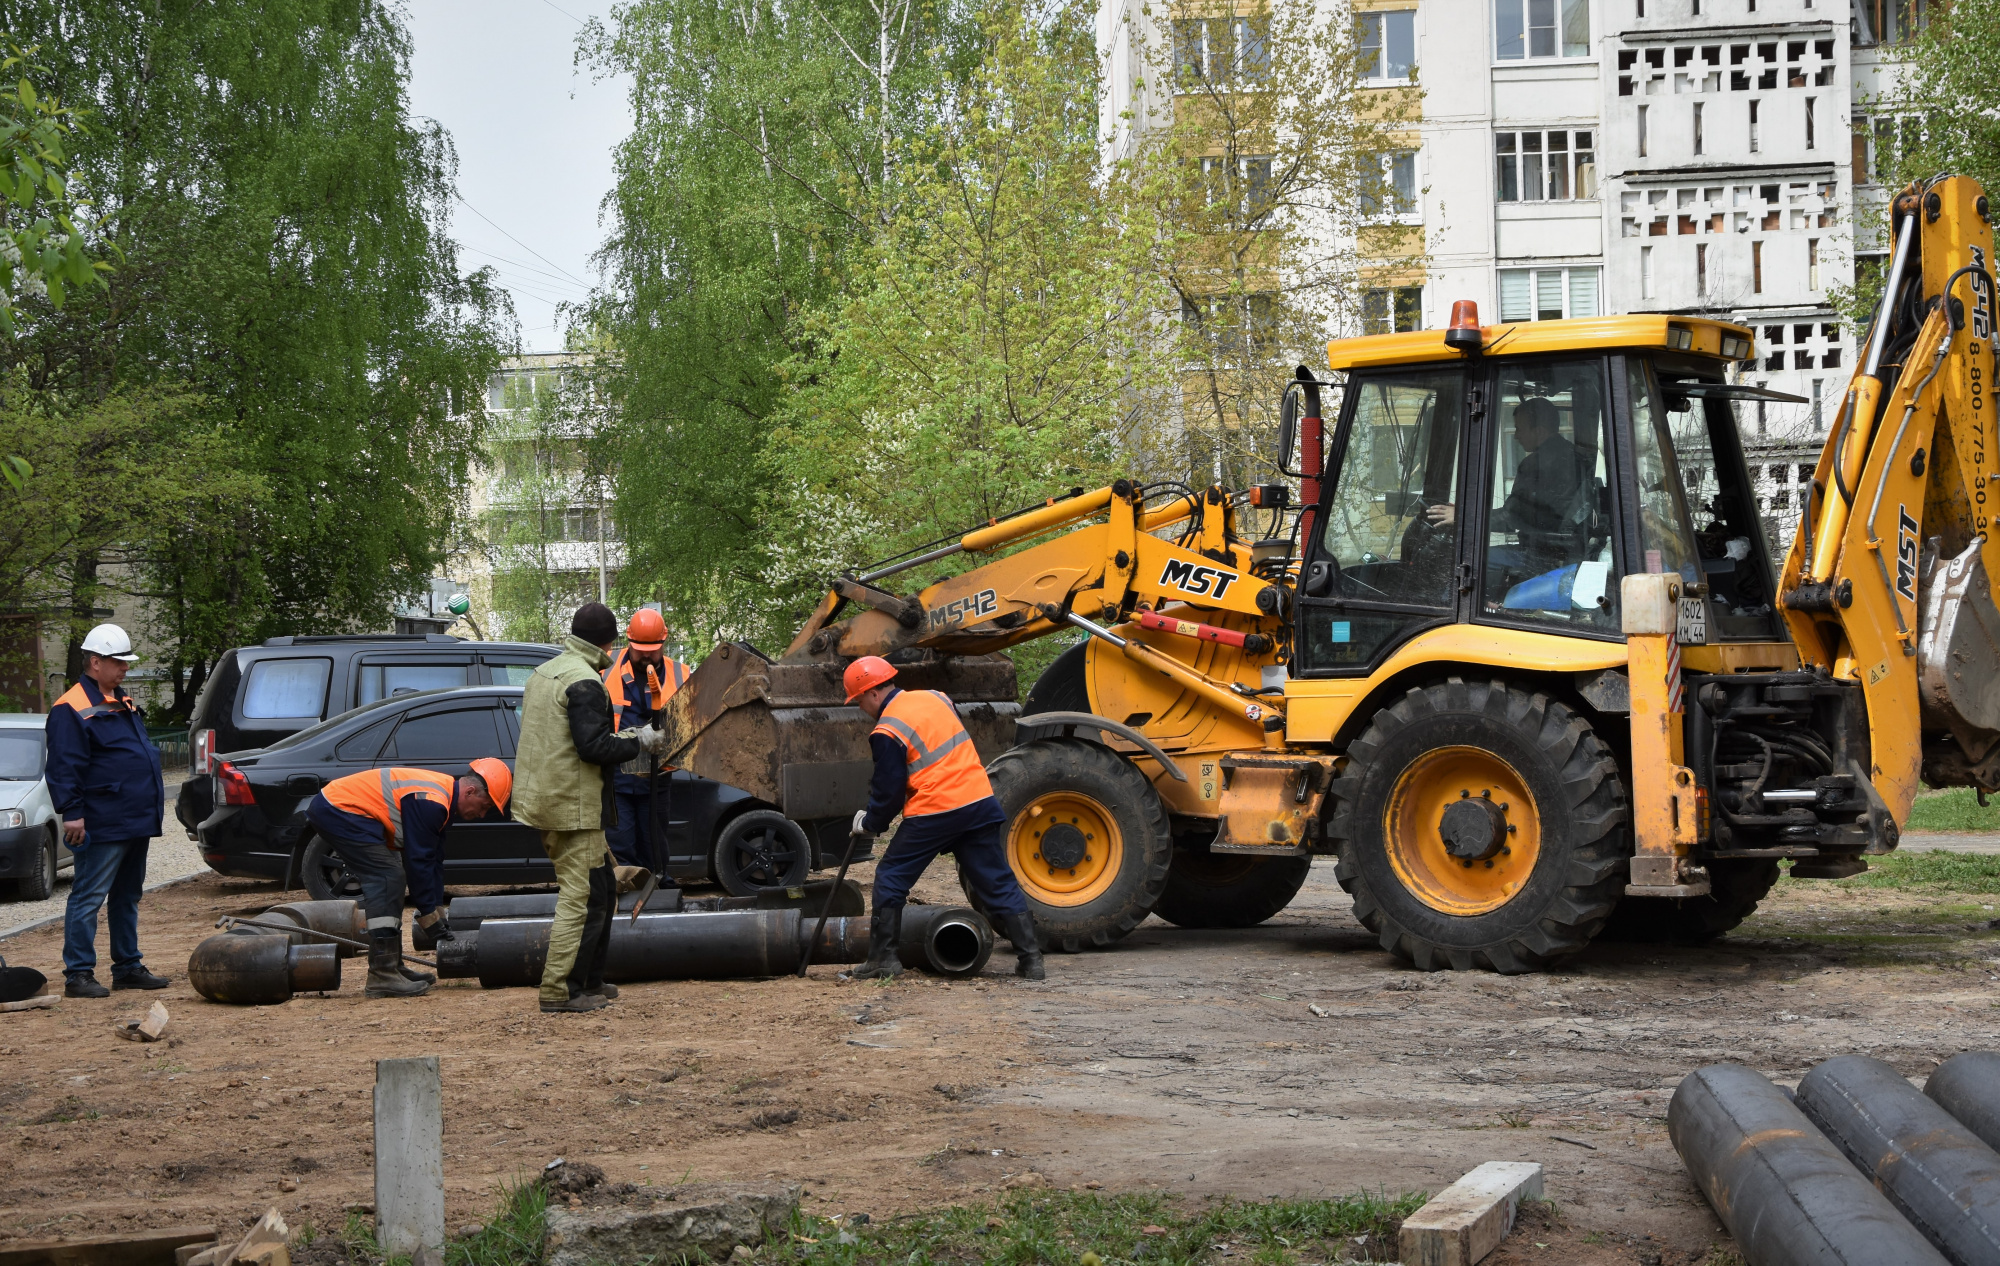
[1796,1055,2000,1266]
[439,904,992,985]
[440,889,685,935]
[1928,1051,2000,1153]
[1669,1063,1951,1266]
[256,900,367,958]
[188,929,342,1005]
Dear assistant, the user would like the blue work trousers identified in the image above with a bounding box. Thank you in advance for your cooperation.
[870,816,1027,919]
[61,835,150,977]
[607,787,660,869]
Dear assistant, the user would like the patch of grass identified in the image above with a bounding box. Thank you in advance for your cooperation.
[766,1189,1427,1265]
[1905,788,2000,833]
[1829,851,2000,894]
[448,1178,546,1266]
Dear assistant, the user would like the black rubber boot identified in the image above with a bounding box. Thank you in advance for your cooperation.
[849,904,904,980]
[1001,911,1045,980]
[365,929,430,998]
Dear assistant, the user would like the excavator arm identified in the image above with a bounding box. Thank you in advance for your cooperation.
[1777,175,2000,820]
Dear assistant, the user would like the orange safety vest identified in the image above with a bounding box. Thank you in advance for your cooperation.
[321,767,456,850]
[603,649,689,713]
[871,689,992,818]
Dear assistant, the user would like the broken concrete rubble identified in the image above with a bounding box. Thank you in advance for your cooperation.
[540,1184,801,1266]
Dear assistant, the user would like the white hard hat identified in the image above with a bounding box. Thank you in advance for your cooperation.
[80,623,139,662]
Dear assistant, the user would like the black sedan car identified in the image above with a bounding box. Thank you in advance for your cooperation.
[195,685,833,897]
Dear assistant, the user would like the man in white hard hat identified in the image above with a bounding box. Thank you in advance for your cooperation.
[45,624,167,998]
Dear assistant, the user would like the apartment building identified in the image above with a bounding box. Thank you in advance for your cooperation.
[1096,0,1910,546]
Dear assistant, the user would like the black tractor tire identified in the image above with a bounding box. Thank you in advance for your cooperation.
[1327,677,1629,974]
[1022,642,1091,716]
[977,737,1171,952]
[8,827,58,901]
[712,808,812,896]
[1153,848,1312,929]
[1597,859,1780,944]
[300,834,366,902]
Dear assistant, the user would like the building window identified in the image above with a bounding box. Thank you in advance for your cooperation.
[1495,130,1596,201]
[1748,100,1759,153]
[1811,379,1823,428]
[1805,96,1816,149]
[1174,17,1266,87]
[1495,0,1589,60]
[1641,246,1654,299]
[1498,266,1600,321]
[1361,150,1419,218]
[1854,0,1932,47]
[1362,286,1424,334]
[1202,154,1277,224]
[1637,105,1649,158]
[1693,102,1705,156]
[1180,292,1280,354]
[1696,244,1708,297]
[1751,240,1762,293]
[1808,237,1820,290]
[1359,10,1416,83]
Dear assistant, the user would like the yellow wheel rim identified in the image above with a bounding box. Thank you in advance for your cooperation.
[1382,746,1541,916]
[1008,792,1123,907]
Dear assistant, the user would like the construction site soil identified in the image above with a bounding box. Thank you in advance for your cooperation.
[2,858,1996,1264]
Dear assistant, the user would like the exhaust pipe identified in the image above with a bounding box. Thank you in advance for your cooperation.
[1796,1055,2000,1266]
[438,904,993,986]
[1669,1063,1950,1266]
[1927,1051,2000,1153]
[188,928,342,1005]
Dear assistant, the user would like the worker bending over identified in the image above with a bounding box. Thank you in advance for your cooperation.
[844,656,1043,981]
[603,608,689,869]
[515,602,670,1013]
[306,759,512,998]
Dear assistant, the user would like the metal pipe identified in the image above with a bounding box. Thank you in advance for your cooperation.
[253,900,368,958]
[188,929,341,1005]
[1668,1063,1950,1266]
[1796,1054,2000,1265]
[442,889,685,934]
[1927,1051,2000,1154]
[856,541,966,585]
[442,904,994,986]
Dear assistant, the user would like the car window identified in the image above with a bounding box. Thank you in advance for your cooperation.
[386,708,502,762]
[483,660,545,687]
[240,657,332,720]
[356,662,470,706]
[0,730,44,779]
[335,715,398,762]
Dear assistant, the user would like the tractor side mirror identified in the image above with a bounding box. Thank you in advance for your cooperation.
[1277,389,1299,475]
[1304,559,1338,598]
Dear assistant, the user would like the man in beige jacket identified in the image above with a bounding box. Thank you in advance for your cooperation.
[513,603,669,1013]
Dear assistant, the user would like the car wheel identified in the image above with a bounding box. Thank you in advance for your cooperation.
[299,835,365,902]
[711,809,811,896]
[9,828,57,902]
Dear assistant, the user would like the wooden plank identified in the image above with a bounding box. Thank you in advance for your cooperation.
[0,1227,214,1266]
[374,1056,444,1256]
[1398,1161,1544,1266]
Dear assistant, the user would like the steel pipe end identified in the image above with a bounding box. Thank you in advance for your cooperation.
[188,930,295,1005]
[901,906,994,978]
[287,943,342,994]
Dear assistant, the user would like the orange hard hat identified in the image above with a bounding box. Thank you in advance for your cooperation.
[469,758,513,813]
[626,608,669,650]
[843,655,898,702]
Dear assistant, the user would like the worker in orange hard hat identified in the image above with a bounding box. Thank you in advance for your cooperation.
[305,757,511,998]
[842,656,1043,982]
[602,608,690,869]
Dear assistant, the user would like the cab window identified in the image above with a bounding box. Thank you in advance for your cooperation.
[1626,359,1703,586]
[1658,376,1782,639]
[1478,360,1619,633]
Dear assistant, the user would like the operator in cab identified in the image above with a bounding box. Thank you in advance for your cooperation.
[305,759,512,999]
[1424,397,1581,535]
[602,608,689,869]
[842,656,1044,982]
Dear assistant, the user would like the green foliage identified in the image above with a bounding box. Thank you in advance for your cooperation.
[1889,6,2000,195]
[0,38,108,335]
[481,366,611,643]
[766,1189,1426,1265]
[446,1177,547,1266]
[1833,849,2000,894]
[0,0,507,715]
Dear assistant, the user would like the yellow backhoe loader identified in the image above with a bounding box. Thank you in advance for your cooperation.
[659,173,2000,973]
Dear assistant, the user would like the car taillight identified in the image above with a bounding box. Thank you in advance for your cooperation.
[215,761,256,806]
[193,728,214,775]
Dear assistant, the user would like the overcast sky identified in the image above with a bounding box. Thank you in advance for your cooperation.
[406,0,632,353]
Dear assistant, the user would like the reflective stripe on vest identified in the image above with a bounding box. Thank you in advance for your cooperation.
[871,689,992,817]
[55,681,137,722]
[604,651,690,712]
[321,767,456,849]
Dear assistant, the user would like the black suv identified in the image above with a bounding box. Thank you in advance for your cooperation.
[197,685,826,895]
[176,635,559,839]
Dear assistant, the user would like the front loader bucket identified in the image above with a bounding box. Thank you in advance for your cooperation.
[657,643,1021,819]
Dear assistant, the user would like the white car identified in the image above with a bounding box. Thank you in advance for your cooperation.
[0,715,67,901]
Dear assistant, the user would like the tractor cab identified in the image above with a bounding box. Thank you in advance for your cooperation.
[1297,309,1797,679]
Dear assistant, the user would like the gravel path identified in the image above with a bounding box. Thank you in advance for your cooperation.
[0,778,196,942]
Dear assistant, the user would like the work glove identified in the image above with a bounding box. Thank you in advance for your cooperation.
[851,809,877,839]
[626,725,670,756]
[416,909,453,942]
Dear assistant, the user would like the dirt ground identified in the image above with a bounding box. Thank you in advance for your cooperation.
[2,856,1996,1265]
